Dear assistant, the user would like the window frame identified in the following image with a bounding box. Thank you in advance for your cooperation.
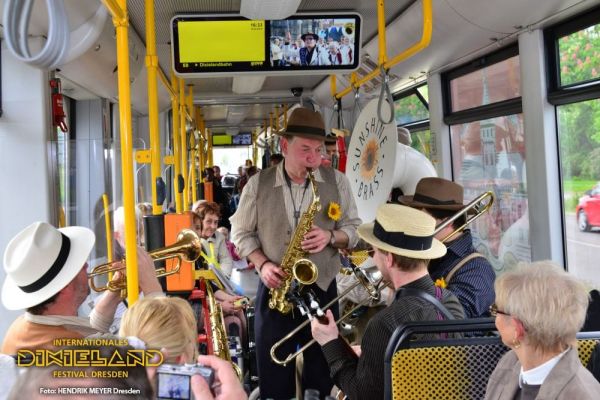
[441,44,521,125]
[545,5,600,106]
[392,82,430,129]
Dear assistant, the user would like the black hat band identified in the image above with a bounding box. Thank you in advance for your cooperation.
[285,124,326,137]
[373,220,433,251]
[18,233,71,293]
[413,193,461,206]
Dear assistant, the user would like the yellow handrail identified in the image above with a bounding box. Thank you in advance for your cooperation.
[171,70,183,213]
[144,0,162,216]
[101,0,139,304]
[179,78,188,210]
[334,0,433,100]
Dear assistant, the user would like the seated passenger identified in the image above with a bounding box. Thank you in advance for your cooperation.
[193,203,248,342]
[1,222,162,354]
[485,261,600,399]
[400,177,496,318]
[119,296,198,364]
[311,204,464,400]
[194,201,233,276]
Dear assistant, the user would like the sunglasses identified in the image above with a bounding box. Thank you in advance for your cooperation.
[489,303,510,317]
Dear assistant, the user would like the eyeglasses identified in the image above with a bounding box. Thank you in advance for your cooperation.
[489,303,509,317]
[367,248,375,257]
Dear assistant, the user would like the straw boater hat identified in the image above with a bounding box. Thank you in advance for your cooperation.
[357,204,446,259]
[280,108,327,141]
[325,134,337,145]
[2,221,95,310]
[399,177,467,212]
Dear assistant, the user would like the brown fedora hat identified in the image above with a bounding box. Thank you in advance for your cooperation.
[399,177,466,211]
[280,107,327,141]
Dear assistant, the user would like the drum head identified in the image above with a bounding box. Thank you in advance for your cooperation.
[346,98,397,223]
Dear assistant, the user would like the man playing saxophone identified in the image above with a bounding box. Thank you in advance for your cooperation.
[230,107,361,400]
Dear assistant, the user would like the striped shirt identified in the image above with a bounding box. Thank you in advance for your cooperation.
[428,229,496,318]
[321,275,464,400]
[230,163,361,259]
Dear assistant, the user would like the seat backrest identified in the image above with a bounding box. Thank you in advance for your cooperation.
[384,318,504,400]
[384,321,600,400]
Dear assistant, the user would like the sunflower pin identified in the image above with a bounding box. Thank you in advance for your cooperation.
[327,201,342,221]
[434,278,447,289]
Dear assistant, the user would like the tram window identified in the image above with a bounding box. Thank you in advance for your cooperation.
[443,46,529,274]
[171,13,361,76]
[393,83,432,159]
[549,10,600,289]
[445,47,521,113]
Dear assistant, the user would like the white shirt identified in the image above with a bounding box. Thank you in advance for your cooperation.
[519,348,570,387]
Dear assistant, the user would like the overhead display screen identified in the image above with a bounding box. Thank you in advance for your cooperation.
[171,13,361,76]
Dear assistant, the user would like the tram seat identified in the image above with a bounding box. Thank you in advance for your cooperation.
[383,319,600,400]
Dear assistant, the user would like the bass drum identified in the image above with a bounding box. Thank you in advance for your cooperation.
[345,98,437,222]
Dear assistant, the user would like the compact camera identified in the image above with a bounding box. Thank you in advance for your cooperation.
[156,363,215,400]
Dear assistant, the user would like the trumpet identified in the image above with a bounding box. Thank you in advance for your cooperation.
[88,229,202,296]
[269,191,495,365]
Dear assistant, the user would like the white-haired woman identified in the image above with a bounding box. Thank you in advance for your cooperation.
[485,261,600,399]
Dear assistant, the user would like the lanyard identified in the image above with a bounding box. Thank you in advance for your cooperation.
[283,166,309,228]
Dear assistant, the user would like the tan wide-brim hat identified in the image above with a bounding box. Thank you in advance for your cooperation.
[2,222,95,310]
[357,204,446,259]
[399,177,467,212]
[280,108,327,141]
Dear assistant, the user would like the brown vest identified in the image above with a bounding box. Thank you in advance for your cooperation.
[257,166,341,290]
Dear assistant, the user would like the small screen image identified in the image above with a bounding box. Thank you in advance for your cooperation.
[232,133,252,145]
[269,18,358,68]
[157,373,191,399]
[171,13,360,76]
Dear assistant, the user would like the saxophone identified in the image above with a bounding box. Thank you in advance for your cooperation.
[269,168,321,314]
[205,282,242,380]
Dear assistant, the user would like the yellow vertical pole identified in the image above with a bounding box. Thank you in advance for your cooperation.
[269,112,274,154]
[377,0,388,66]
[190,134,197,205]
[104,0,139,304]
[144,0,161,215]
[198,112,206,181]
[187,86,194,205]
[206,129,213,167]
[283,105,288,129]
[179,78,188,211]
[252,127,258,165]
[171,71,182,213]
[330,75,337,98]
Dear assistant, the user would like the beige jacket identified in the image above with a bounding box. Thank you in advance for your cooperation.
[485,347,600,400]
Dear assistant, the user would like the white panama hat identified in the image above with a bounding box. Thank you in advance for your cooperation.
[357,204,446,260]
[2,222,95,310]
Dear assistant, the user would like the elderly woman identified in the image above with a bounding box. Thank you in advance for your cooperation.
[485,261,600,399]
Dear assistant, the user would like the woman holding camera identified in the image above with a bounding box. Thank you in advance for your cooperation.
[485,261,600,399]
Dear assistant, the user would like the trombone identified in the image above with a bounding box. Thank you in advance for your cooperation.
[269,190,495,365]
[88,229,202,297]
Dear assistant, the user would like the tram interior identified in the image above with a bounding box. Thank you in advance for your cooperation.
[1,0,600,397]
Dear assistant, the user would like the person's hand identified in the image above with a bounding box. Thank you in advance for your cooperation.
[259,262,287,289]
[192,355,248,400]
[285,31,292,42]
[301,225,332,254]
[310,309,339,345]
[136,246,162,294]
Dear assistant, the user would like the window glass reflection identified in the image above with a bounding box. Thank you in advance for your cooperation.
[450,114,530,273]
